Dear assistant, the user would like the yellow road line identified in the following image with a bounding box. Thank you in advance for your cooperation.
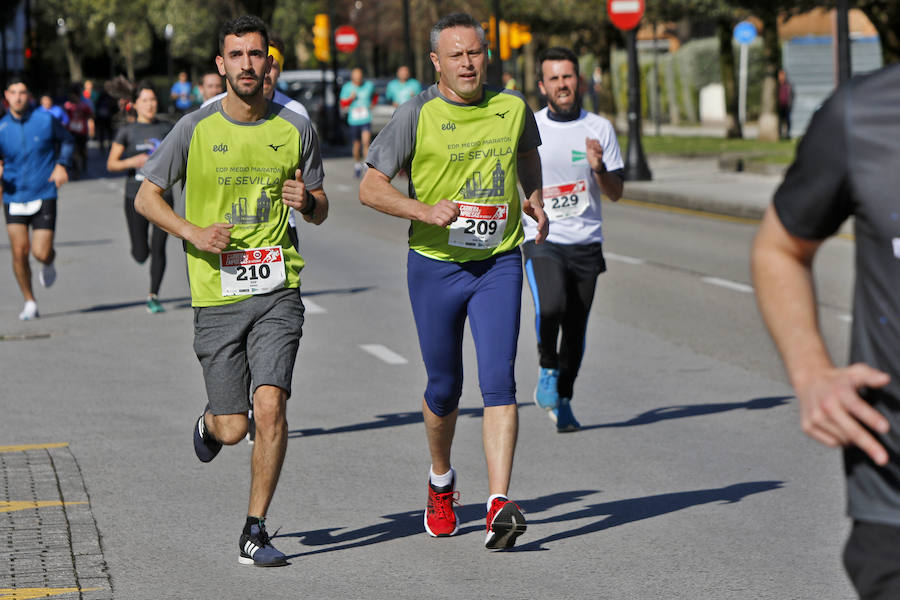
[0,589,101,599]
[0,501,87,514]
[617,196,762,225]
[615,197,854,240]
[0,443,68,453]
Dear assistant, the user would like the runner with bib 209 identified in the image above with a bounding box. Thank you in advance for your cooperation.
[360,12,547,551]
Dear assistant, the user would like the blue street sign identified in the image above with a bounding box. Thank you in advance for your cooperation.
[733,21,757,45]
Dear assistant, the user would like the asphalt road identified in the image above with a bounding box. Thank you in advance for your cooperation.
[0,156,857,599]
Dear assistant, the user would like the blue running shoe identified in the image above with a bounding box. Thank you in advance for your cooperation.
[534,368,560,412]
[556,398,580,433]
[239,523,288,567]
[146,296,165,313]
[193,413,222,463]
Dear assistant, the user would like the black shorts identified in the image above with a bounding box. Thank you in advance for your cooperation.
[844,520,900,599]
[4,198,58,230]
[348,123,371,142]
[521,240,606,279]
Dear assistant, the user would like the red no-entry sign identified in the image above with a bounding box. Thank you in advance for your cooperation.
[335,25,359,53]
[607,0,645,31]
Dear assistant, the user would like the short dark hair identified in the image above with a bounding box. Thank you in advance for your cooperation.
[537,47,579,82]
[133,80,156,102]
[218,15,269,55]
[5,75,27,90]
[430,13,485,53]
[268,32,285,55]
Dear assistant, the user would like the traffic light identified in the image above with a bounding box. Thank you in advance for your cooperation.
[509,23,532,50]
[482,19,531,61]
[313,14,330,62]
[499,20,510,61]
[482,17,496,56]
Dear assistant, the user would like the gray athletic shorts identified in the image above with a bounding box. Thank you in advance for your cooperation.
[193,287,305,415]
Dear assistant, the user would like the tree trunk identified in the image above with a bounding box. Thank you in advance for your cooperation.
[716,16,742,139]
[62,34,83,83]
[122,35,136,82]
[523,41,537,109]
[757,8,780,141]
[593,22,618,119]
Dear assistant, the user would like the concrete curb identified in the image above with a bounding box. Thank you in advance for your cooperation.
[622,186,768,221]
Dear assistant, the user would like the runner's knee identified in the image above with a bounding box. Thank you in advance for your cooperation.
[10,242,29,261]
[424,379,462,417]
[31,246,53,264]
[131,246,150,264]
[210,413,249,445]
[251,387,287,431]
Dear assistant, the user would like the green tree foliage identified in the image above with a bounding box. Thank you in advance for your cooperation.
[855,1,900,64]
[33,0,114,83]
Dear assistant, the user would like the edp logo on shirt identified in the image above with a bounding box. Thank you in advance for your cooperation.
[212,143,229,154]
[441,121,456,132]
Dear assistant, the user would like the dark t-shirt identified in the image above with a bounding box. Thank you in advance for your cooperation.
[773,62,900,526]
[113,120,172,197]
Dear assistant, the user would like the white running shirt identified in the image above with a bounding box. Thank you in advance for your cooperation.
[523,108,623,245]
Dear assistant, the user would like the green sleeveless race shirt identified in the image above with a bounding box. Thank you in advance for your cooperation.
[141,100,324,306]
[367,84,540,262]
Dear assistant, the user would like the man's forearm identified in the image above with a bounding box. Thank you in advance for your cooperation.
[359,170,427,221]
[135,181,197,242]
[516,149,542,199]
[596,172,623,201]
[752,209,832,387]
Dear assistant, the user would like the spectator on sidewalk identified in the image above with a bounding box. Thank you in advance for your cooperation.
[777,69,793,140]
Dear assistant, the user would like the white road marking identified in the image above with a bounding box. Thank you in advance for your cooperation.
[701,276,754,294]
[605,252,646,265]
[838,314,853,323]
[360,344,408,365]
[303,298,326,314]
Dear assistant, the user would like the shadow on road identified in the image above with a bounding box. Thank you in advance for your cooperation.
[582,396,791,430]
[276,481,782,558]
[302,286,375,297]
[513,481,783,552]
[288,407,486,438]
[0,238,115,251]
[27,286,370,320]
[292,397,789,440]
[41,296,192,317]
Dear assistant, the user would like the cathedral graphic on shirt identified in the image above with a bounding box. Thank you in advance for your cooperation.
[226,190,272,225]
[460,160,505,200]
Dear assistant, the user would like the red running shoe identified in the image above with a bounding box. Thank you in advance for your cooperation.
[485,497,527,550]
[424,475,460,537]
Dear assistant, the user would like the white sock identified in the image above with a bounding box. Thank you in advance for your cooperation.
[487,494,508,510]
[429,466,455,488]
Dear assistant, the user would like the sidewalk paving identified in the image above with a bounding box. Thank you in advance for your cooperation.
[0,444,111,599]
[623,154,781,220]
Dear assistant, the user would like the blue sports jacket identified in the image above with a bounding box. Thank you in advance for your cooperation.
[0,108,74,204]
